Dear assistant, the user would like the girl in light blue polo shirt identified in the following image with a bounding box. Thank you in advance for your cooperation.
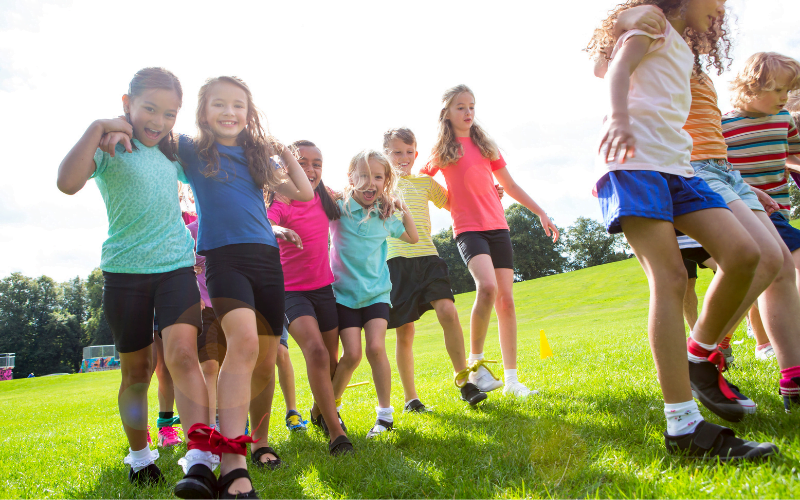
[329,149,419,439]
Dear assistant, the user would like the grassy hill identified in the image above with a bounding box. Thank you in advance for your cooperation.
[2,257,798,499]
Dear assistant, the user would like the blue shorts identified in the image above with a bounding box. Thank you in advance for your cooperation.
[770,212,800,253]
[280,322,289,349]
[597,170,729,234]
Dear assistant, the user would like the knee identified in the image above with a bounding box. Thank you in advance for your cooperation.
[476,282,498,305]
[123,357,153,385]
[727,239,761,275]
[495,292,515,315]
[364,343,385,362]
[657,266,689,298]
[228,335,260,368]
[164,344,199,375]
[435,302,459,325]
[201,361,219,379]
[340,347,362,368]
[306,342,329,369]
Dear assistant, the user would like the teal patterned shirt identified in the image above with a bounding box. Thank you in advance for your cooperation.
[91,139,195,273]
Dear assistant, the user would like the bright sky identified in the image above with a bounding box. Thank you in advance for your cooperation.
[1,0,798,282]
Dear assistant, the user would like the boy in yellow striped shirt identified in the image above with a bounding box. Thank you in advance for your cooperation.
[384,127,488,410]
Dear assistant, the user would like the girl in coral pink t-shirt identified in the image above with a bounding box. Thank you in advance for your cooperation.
[421,84,559,399]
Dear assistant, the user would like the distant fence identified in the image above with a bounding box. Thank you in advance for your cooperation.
[80,345,120,373]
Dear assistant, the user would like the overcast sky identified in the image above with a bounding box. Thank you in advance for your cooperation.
[1,0,798,282]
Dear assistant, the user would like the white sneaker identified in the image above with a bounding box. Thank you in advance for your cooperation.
[746,319,755,338]
[468,364,503,392]
[503,380,538,398]
[755,344,776,361]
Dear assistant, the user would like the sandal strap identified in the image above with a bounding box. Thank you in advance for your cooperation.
[218,468,252,490]
[186,463,217,484]
[329,435,352,453]
[375,419,393,430]
[252,446,280,462]
[692,421,734,451]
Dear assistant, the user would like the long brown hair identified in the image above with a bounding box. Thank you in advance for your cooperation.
[194,76,284,190]
[126,67,182,161]
[430,84,499,168]
[585,0,733,76]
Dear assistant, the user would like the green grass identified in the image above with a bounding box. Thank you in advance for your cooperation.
[2,257,800,499]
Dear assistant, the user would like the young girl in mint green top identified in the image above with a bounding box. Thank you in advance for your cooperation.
[57,68,216,497]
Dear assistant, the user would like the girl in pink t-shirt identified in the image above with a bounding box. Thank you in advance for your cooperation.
[421,84,559,399]
[266,140,352,455]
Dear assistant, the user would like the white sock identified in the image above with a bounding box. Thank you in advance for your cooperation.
[177,449,220,474]
[376,406,394,424]
[124,445,159,473]
[664,400,703,436]
[504,369,518,385]
[469,352,484,363]
[687,334,717,363]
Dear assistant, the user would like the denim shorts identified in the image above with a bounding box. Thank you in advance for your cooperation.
[691,159,763,213]
[597,170,729,234]
[280,322,289,349]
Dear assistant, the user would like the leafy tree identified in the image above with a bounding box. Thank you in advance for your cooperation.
[84,268,112,346]
[790,179,800,220]
[433,227,475,294]
[505,204,567,281]
[564,216,631,270]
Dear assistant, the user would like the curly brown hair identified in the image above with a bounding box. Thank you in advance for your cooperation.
[193,76,284,190]
[586,0,733,76]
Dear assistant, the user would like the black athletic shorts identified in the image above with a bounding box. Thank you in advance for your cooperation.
[336,302,390,330]
[103,267,202,354]
[683,259,698,280]
[681,247,711,270]
[198,307,226,363]
[204,243,285,337]
[456,229,513,269]
[387,255,455,329]
[285,284,339,332]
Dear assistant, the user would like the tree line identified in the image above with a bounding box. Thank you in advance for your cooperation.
[0,205,629,378]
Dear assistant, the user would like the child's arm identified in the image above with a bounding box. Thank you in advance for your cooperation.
[787,154,800,171]
[394,200,419,244]
[57,118,133,194]
[272,145,314,202]
[749,186,780,215]
[267,215,303,249]
[594,5,666,79]
[599,35,652,164]
[493,167,559,242]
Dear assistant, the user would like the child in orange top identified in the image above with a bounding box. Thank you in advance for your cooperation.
[421,85,559,398]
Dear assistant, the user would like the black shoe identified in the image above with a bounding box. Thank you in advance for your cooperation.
[309,407,323,431]
[174,464,217,499]
[129,463,164,486]
[251,446,282,470]
[460,382,488,406]
[320,411,348,436]
[664,421,778,462]
[689,359,749,422]
[329,435,354,456]
[366,419,393,439]
[403,398,431,413]
[218,468,258,499]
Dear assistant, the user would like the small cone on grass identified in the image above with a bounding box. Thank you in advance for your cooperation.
[540,330,553,359]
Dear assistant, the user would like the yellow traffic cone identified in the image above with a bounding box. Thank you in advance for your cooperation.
[540,330,553,359]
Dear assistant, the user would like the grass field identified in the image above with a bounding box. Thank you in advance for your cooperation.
[2,256,800,499]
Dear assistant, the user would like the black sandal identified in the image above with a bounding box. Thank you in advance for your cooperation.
[218,468,258,499]
[664,420,778,462]
[174,463,218,499]
[329,435,354,456]
[251,446,282,470]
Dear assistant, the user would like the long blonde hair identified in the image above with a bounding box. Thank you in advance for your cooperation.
[430,84,499,168]
[730,52,800,110]
[342,149,398,221]
[193,76,285,190]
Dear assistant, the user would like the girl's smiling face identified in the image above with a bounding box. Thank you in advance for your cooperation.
[202,81,248,146]
[386,138,417,176]
[682,0,726,33]
[297,145,323,190]
[446,91,475,137]
[351,159,386,208]
[123,88,181,147]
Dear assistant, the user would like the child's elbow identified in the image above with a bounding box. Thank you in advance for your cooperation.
[57,176,78,195]
[409,234,419,244]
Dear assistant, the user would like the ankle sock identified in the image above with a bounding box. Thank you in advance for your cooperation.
[718,334,732,350]
[664,400,703,436]
[780,366,800,396]
[469,352,484,363]
[757,342,772,351]
[687,337,717,363]
[376,406,394,424]
[124,445,158,473]
[504,369,518,385]
[177,449,219,474]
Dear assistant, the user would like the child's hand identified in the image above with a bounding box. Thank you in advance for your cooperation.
[599,117,636,164]
[615,4,666,37]
[495,184,504,199]
[99,132,133,157]
[98,117,133,136]
[274,226,303,249]
[751,186,780,215]
[272,191,292,206]
[200,298,206,310]
[538,215,560,243]
[393,199,409,215]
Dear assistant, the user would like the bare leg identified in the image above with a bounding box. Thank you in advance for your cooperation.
[200,359,220,425]
[683,277,698,331]
[153,334,175,414]
[332,327,362,400]
[288,316,345,440]
[364,318,391,408]
[161,323,209,436]
[466,255,498,355]
[431,299,468,376]
[395,322,418,403]
[621,216,696,404]
[250,335,279,463]
[494,268,517,370]
[119,346,154,451]
[749,305,772,347]
[276,344,296,412]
